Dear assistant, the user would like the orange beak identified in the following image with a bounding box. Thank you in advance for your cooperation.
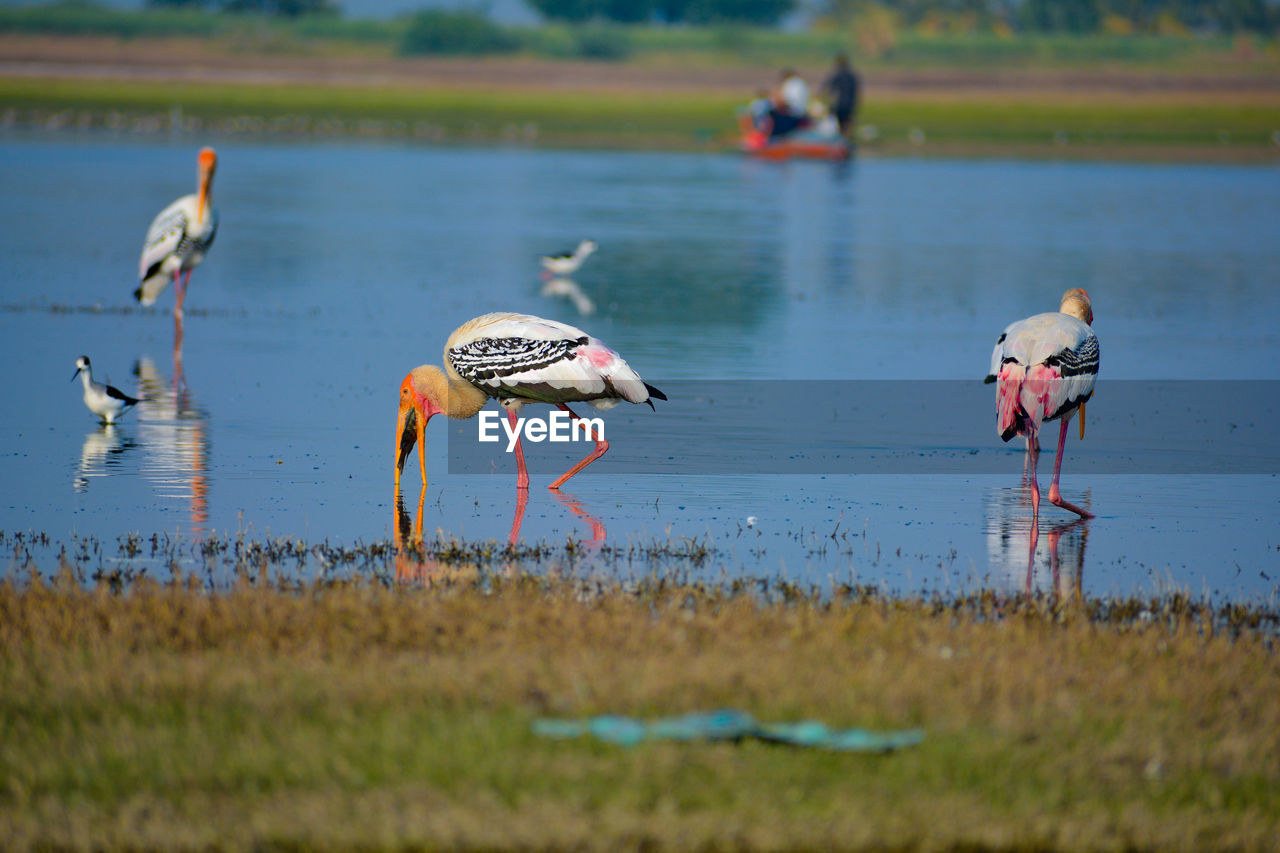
[395,379,428,491]
[196,147,216,221]
[1078,402,1086,440]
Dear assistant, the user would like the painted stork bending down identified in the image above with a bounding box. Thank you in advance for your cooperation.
[72,355,140,424]
[539,239,596,279]
[986,288,1098,519]
[396,312,665,492]
[136,147,218,315]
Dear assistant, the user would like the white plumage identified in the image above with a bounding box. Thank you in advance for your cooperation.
[396,311,665,492]
[72,355,140,424]
[986,289,1098,518]
[539,239,596,277]
[136,147,218,311]
[446,312,656,410]
[988,311,1098,441]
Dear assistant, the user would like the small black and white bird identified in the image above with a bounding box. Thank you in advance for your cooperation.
[539,239,597,278]
[72,356,141,424]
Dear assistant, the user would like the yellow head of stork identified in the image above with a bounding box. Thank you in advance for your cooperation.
[1059,288,1093,326]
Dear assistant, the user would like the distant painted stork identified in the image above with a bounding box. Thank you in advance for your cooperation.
[539,239,596,279]
[986,288,1098,518]
[136,147,218,315]
[395,312,665,492]
[72,355,140,424]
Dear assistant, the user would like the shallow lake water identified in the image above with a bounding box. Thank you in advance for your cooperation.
[1,136,1277,601]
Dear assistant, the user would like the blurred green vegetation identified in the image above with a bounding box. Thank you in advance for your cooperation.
[3,76,1277,157]
[2,2,1277,71]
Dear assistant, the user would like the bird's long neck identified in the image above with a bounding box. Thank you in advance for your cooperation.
[417,364,487,419]
[79,370,94,392]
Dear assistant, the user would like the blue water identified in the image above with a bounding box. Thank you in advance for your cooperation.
[1,136,1277,600]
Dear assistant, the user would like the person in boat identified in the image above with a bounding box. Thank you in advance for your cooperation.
[822,53,861,138]
[768,68,811,139]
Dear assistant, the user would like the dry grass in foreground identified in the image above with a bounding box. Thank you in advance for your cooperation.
[1,571,1278,852]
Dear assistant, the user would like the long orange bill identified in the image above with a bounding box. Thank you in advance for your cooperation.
[395,407,418,489]
[1078,403,1086,440]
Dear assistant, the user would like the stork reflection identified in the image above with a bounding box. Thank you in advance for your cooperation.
[134,354,210,535]
[985,485,1090,597]
[508,488,606,545]
[394,488,479,587]
[74,424,138,493]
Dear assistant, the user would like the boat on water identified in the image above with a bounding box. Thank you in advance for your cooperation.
[736,112,852,161]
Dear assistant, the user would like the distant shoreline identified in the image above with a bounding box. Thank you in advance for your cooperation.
[3,33,1278,161]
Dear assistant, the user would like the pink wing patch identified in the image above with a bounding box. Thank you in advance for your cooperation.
[996,362,1026,438]
[576,344,619,371]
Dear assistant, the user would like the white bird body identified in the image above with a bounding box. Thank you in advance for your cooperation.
[397,312,665,492]
[539,239,596,277]
[986,289,1098,518]
[72,356,140,424]
[445,312,656,411]
[136,147,218,311]
[988,310,1097,441]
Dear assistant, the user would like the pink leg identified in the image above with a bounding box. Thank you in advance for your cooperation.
[508,407,529,491]
[549,404,609,491]
[553,490,606,543]
[508,487,529,545]
[1026,431,1040,519]
[1048,419,1093,518]
[1025,517,1039,595]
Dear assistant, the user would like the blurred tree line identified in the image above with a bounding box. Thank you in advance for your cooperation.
[823,0,1278,34]
[144,0,1278,33]
[147,0,338,17]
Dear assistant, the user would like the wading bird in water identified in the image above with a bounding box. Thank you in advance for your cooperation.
[72,355,140,424]
[396,312,665,492]
[539,239,596,279]
[986,288,1098,519]
[136,147,218,316]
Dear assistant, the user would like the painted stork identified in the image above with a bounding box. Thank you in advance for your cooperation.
[539,239,596,278]
[985,288,1098,518]
[136,147,218,315]
[72,355,140,424]
[395,312,665,492]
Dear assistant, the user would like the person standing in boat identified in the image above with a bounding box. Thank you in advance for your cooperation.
[822,53,861,138]
[768,68,811,138]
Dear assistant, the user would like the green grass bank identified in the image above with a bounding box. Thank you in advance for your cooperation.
[1,569,1277,851]
[4,76,1279,157]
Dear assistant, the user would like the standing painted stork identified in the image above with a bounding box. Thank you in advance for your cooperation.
[985,288,1098,519]
[72,355,140,424]
[539,239,596,279]
[395,312,665,492]
[136,147,218,315]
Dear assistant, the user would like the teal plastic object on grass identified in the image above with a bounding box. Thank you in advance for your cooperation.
[532,709,924,751]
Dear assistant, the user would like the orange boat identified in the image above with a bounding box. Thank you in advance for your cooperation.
[737,112,851,161]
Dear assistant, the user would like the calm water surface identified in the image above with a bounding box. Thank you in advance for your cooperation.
[1,137,1277,600]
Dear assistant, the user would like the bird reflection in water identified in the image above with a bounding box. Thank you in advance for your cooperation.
[985,485,1091,598]
[393,488,479,587]
[509,488,607,545]
[74,424,138,493]
[539,277,595,316]
[134,351,210,536]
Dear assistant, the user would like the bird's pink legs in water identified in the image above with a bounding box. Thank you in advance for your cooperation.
[1048,419,1093,518]
[1026,432,1041,518]
[174,268,192,317]
[507,407,530,491]
[508,486,529,544]
[549,404,609,491]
